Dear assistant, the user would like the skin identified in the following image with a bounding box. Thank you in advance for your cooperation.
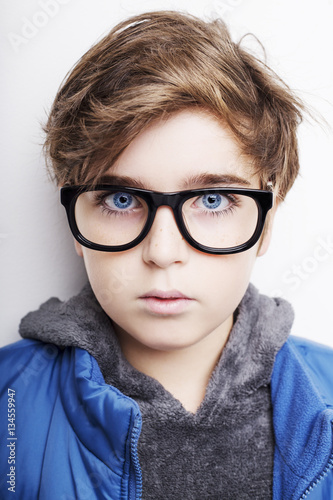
[74,109,275,412]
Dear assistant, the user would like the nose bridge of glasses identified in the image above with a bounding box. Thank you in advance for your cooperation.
[149,191,181,211]
[148,192,183,236]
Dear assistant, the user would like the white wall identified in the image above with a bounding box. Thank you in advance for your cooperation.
[1,0,332,347]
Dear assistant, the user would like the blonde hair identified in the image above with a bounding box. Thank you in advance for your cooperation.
[44,10,304,199]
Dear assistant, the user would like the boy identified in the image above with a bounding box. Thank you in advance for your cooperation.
[1,10,333,500]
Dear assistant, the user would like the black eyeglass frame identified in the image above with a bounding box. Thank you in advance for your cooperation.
[60,185,273,255]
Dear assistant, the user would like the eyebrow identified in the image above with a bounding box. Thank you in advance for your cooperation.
[97,175,149,189]
[181,173,251,189]
[96,173,251,190]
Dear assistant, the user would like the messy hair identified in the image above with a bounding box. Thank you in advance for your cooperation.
[44,10,304,200]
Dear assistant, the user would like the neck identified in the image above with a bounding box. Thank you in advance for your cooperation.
[114,316,233,413]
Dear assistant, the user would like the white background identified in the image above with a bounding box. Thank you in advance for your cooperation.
[1,0,332,348]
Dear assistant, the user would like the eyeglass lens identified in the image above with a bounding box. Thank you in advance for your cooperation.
[74,189,259,250]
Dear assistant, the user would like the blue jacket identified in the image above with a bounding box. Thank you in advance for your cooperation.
[0,336,332,499]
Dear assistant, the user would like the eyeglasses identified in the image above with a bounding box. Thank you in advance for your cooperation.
[60,185,273,255]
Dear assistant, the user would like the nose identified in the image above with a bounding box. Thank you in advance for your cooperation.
[141,206,190,268]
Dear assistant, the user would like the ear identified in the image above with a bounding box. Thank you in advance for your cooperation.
[74,238,84,257]
[257,201,279,257]
[257,226,273,257]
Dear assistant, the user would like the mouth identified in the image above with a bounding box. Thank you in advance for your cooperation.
[139,289,194,315]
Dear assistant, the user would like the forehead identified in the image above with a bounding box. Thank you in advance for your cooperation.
[110,109,259,190]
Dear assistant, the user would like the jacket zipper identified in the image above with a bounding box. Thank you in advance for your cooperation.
[130,415,143,499]
[299,421,333,499]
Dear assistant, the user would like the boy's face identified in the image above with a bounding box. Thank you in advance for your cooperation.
[75,109,273,354]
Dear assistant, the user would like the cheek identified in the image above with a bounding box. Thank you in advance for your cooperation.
[81,249,137,311]
[194,248,258,305]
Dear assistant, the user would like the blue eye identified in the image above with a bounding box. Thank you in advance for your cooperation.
[201,194,221,209]
[200,194,226,210]
[105,192,135,210]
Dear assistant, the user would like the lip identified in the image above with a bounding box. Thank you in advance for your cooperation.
[139,289,194,315]
[140,289,191,300]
